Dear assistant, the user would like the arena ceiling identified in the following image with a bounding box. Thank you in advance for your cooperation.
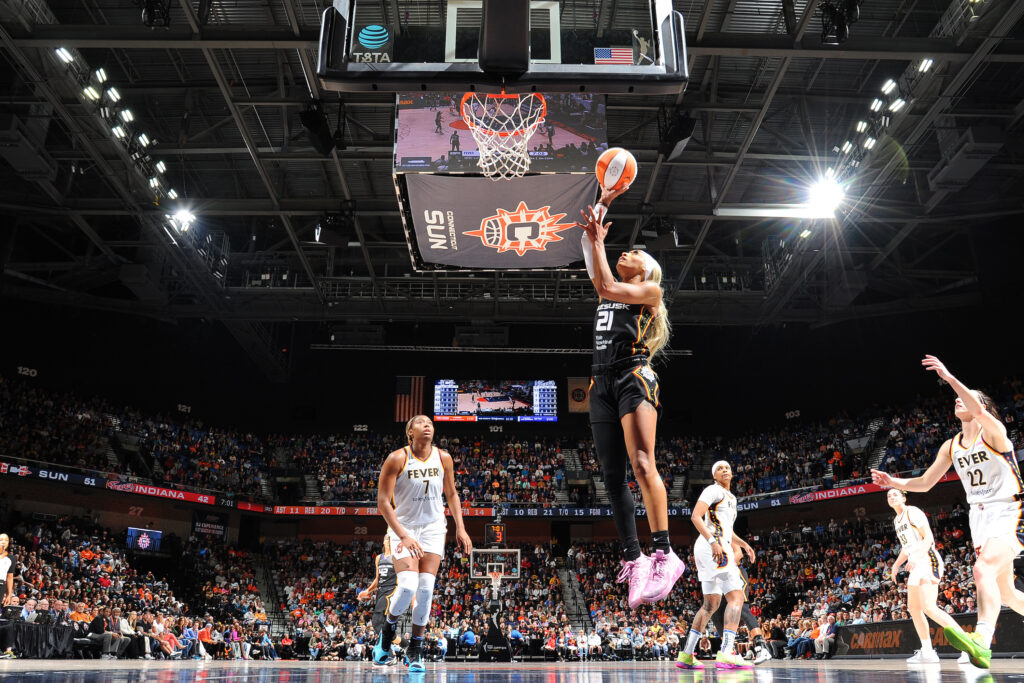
[2,0,1023,380]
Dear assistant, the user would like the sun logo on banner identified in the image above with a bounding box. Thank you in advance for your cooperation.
[465,201,575,256]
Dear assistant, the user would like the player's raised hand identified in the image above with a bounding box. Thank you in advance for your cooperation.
[870,469,895,487]
[921,355,953,382]
[598,183,631,207]
[578,206,611,243]
[457,529,473,555]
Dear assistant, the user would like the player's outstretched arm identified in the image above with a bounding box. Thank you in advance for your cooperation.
[922,355,1012,451]
[871,439,952,492]
[441,452,473,554]
[578,205,661,307]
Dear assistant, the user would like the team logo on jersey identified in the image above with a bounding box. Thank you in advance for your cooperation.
[639,366,657,383]
[464,202,575,256]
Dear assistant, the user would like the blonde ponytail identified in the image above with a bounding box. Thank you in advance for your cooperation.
[640,252,671,360]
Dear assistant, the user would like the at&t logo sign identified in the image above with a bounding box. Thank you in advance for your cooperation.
[351,24,392,63]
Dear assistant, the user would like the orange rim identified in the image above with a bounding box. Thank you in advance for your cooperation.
[460,92,547,138]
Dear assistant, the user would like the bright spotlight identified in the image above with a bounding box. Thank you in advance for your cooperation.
[918,58,933,72]
[870,98,883,112]
[806,177,845,217]
[174,209,195,227]
[93,68,108,83]
[888,98,906,112]
[119,109,134,123]
[167,189,178,199]
[155,160,166,173]
[856,120,867,132]
[799,229,812,238]
[881,79,897,94]
[55,47,74,64]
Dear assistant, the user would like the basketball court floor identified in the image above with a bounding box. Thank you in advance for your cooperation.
[0,659,1014,682]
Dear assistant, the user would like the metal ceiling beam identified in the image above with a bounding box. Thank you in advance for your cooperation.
[671,1,820,299]
[174,0,323,305]
[12,23,1024,62]
[865,0,1024,270]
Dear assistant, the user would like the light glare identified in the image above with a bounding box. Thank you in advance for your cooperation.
[882,79,897,94]
[55,47,74,64]
[806,177,845,217]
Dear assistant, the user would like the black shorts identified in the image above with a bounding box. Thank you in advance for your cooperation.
[589,361,661,424]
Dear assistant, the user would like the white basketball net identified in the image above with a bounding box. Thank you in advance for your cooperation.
[460,92,547,180]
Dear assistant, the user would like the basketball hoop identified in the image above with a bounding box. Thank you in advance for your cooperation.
[487,570,505,595]
[460,91,547,180]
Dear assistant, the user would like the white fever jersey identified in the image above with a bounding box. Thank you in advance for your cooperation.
[949,429,1023,505]
[391,445,446,527]
[893,505,936,557]
[697,483,738,547]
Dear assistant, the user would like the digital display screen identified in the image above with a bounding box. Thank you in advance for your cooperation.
[433,379,557,422]
[485,523,506,546]
[395,92,608,174]
[126,527,162,552]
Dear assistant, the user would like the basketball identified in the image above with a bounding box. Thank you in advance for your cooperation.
[596,147,638,191]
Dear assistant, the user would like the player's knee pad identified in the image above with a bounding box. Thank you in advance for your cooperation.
[412,572,436,626]
[388,570,419,618]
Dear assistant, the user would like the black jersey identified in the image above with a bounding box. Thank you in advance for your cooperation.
[593,300,654,367]
[372,554,396,624]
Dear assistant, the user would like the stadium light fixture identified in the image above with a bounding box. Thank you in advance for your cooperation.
[93,68,107,83]
[870,99,883,112]
[137,133,151,147]
[111,125,126,139]
[800,229,812,238]
[155,160,166,173]
[174,209,195,230]
[841,140,853,154]
[167,189,178,199]
[55,47,74,64]
[863,137,877,149]
[119,109,134,123]
[105,87,121,103]
[856,120,867,133]
[82,86,101,101]
[149,177,160,189]
[888,98,906,112]
[919,58,933,72]
[881,79,897,94]
[806,177,845,217]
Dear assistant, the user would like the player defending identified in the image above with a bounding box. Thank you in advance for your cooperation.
[577,188,683,608]
[373,415,473,672]
[886,488,964,663]
[873,355,1024,669]
[677,461,754,670]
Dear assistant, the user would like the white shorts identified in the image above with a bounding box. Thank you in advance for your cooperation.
[694,539,744,595]
[906,550,943,586]
[387,518,447,561]
[969,500,1024,556]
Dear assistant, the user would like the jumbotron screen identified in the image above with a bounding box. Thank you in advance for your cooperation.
[126,527,162,552]
[433,379,557,422]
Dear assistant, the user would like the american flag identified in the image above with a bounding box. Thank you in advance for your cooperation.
[594,47,634,65]
[394,376,425,422]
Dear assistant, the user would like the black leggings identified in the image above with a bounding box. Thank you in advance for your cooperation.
[592,421,640,559]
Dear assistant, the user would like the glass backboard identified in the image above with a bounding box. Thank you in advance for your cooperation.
[318,0,687,94]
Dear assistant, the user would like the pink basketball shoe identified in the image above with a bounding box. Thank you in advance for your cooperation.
[641,549,686,603]
[617,554,654,609]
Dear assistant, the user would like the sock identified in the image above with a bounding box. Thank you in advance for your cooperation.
[721,629,736,655]
[976,622,994,649]
[684,629,700,655]
[410,636,424,653]
[380,619,396,650]
[623,539,643,562]
[651,530,671,553]
[919,630,933,651]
